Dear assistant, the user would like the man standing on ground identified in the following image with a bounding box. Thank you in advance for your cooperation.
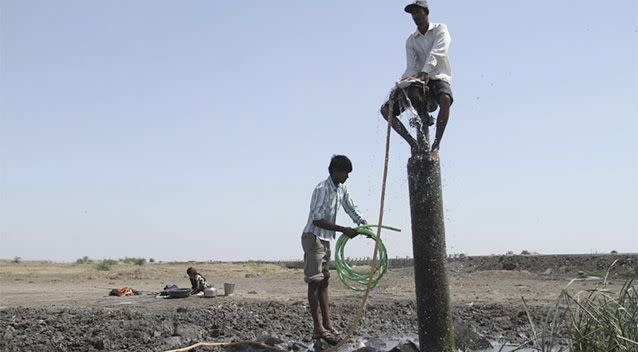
[380,0,453,160]
[301,155,367,343]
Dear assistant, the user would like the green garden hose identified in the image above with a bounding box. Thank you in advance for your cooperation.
[335,224,401,291]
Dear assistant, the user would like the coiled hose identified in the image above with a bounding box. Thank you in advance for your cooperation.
[335,224,401,291]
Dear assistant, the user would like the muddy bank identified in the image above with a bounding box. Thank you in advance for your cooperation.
[0,300,546,352]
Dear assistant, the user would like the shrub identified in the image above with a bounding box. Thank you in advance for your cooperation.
[121,257,146,266]
[149,258,155,263]
[520,250,531,255]
[75,256,93,264]
[12,256,21,263]
[95,259,117,271]
[621,267,638,279]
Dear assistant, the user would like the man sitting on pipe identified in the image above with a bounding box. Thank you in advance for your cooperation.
[380,0,454,161]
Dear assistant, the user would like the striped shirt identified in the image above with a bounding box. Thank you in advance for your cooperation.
[189,274,209,295]
[302,177,365,241]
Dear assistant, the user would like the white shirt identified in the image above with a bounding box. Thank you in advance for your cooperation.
[302,177,364,241]
[401,22,452,83]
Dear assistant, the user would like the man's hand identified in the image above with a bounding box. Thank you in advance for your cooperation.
[417,71,429,84]
[360,219,368,226]
[343,227,358,239]
[401,75,426,82]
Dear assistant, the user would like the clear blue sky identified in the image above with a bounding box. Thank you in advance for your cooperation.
[2,1,637,262]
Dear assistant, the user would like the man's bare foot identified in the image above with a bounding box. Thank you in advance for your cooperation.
[427,147,439,161]
[312,330,339,345]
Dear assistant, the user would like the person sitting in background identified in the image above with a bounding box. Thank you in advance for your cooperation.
[186,267,210,295]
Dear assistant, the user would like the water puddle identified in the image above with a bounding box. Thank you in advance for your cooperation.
[480,343,536,352]
[347,337,537,352]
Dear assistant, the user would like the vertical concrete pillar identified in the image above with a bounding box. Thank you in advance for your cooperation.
[407,155,455,352]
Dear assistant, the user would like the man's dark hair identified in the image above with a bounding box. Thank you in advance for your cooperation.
[328,155,353,174]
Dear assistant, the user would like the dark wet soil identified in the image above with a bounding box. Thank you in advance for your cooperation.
[0,300,547,352]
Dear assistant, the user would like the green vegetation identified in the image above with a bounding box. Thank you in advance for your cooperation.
[95,259,118,271]
[520,250,531,255]
[621,267,638,279]
[79,256,151,267]
[521,262,638,351]
[12,256,22,263]
[75,256,93,264]
[121,257,146,266]
[588,267,638,280]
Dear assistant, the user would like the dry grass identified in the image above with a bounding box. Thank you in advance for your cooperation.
[520,261,638,351]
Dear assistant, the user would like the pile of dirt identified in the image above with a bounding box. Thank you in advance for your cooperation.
[0,300,547,352]
[449,253,636,274]
[280,253,637,275]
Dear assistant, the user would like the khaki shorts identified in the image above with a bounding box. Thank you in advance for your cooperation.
[301,232,331,283]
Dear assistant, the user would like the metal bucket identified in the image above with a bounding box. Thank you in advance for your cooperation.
[224,283,235,296]
[203,287,217,298]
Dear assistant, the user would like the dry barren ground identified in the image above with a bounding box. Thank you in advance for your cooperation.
[0,255,635,352]
[0,259,631,307]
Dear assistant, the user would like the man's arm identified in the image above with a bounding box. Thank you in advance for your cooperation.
[341,187,366,226]
[421,24,451,75]
[312,219,358,238]
[401,36,418,80]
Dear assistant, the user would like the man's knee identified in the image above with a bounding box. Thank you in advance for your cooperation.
[380,103,390,119]
[439,94,452,108]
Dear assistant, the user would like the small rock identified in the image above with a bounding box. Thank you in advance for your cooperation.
[160,320,175,336]
[454,321,492,351]
[353,347,377,352]
[209,329,221,338]
[175,324,206,340]
[365,337,387,350]
[248,290,258,294]
[164,336,184,349]
[289,341,307,351]
[388,341,419,352]
[258,334,284,346]
[502,262,517,270]
[89,338,105,350]
[176,307,188,313]
[312,339,332,351]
